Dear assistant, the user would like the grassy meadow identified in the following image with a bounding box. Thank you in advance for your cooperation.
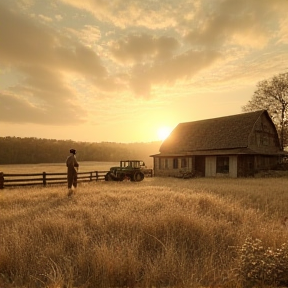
[1,166,288,288]
[0,161,120,174]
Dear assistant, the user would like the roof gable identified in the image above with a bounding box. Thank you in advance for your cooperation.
[160,110,269,153]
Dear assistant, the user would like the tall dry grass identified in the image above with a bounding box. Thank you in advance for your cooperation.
[1,177,288,288]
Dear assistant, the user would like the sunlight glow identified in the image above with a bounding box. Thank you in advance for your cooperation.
[157,126,173,141]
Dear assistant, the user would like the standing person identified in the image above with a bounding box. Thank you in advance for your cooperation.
[66,148,79,197]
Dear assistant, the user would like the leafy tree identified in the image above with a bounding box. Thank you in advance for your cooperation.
[243,72,288,150]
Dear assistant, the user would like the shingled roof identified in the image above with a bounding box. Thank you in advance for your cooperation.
[160,110,269,153]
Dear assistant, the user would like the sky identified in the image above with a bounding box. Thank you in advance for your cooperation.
[1,0,288,143]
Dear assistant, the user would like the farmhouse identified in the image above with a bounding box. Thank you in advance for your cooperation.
[151,110,286,178]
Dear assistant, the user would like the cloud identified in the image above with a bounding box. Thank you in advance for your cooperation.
[0,3,106,75]
[66,25,102,48]
[16,0,35,10]
[0,2,108,124]
[38,14,53,23]
[184,0,288,49]
[52,0,288,100]
[59,0,192,29]
[55,14,63,21]
[1,0,288,127]
[0,65,87,125]
[130,49,222,97]
[107,30,221,98]
[277,18,288,45]
[0,89,85,125]
[109,34,180,64]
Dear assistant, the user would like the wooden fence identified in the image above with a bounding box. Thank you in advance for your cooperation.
[0,170,153,189]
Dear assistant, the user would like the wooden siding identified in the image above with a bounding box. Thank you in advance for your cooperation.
[238,155,254,177]
[205,156,216,177]
[153,156,194,177]
[248,113,280,154]
[229,156,238,178]
[153,154,281,178]
[254,155,279,171]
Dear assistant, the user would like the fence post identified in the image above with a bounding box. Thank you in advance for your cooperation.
[43,172,46,186]
[96,171,98,181]
[0,172,4,189]
[89,172,92,181]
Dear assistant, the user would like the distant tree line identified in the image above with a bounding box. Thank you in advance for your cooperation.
[0,137,161,166]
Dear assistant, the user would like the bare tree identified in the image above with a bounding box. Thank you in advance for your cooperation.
[243,72,288,151]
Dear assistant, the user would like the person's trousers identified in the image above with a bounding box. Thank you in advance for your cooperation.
[67,167,77,189]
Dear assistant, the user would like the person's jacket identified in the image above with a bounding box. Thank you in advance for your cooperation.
[66,154,79,170]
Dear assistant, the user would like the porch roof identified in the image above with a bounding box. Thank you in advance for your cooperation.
[150,148,287,157]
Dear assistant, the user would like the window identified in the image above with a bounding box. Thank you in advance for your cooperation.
[262,134,269,146]
[159,158,162,170]
[173,158,178,169]
[181,158,187,168]
[165,159,169,169]
[216,157,229,173]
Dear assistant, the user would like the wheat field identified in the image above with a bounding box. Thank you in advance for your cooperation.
[1,174,288,288]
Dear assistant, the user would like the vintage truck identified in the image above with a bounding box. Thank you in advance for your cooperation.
[105,160,147,182]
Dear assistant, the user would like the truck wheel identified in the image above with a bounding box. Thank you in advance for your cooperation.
[133,171,144,182]
[105,172,113,181]
[119,173,126,181]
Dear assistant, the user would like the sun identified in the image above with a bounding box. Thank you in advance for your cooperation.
[157,126,172,141]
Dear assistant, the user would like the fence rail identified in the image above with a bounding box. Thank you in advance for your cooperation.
[0,170,153,189]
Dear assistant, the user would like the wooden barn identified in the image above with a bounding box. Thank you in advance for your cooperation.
[151,110,285,178]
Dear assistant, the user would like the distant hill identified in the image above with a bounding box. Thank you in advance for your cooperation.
[0,137,162,167]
